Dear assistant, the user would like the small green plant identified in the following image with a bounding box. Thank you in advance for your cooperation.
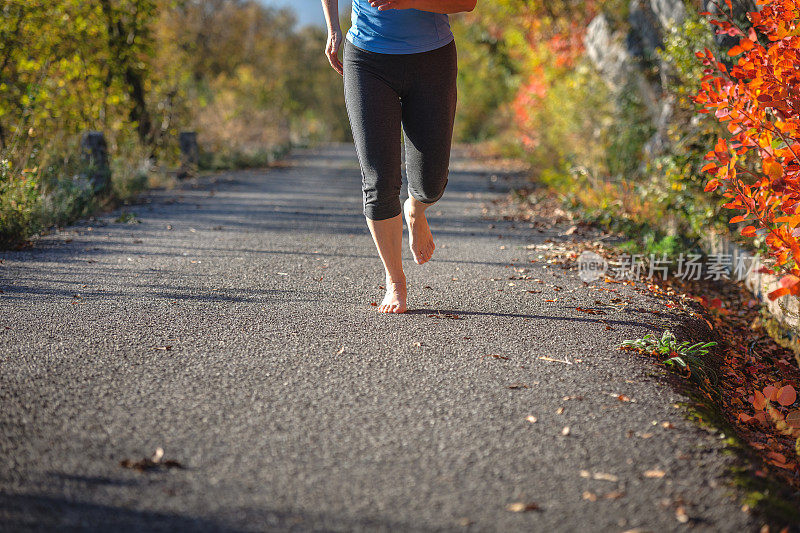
[620,330,717,376]
[115,211,139,224]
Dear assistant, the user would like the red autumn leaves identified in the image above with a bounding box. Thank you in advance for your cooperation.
[747,383,797,414]
[739,383,800,470]
[695,0,800,300]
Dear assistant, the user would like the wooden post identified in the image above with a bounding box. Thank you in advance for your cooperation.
[80,131,110,194]
[178,131,199,179]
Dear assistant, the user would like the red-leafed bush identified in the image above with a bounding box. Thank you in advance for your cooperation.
[695,0,800,299]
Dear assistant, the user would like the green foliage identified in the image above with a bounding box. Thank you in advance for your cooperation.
[0,158,41,247]
[198,143,291,171]
[621,330,717,361]
[114,210,139,223]
[450,15,519,142]
[621,330,718,385]
[616,233,686,258]
[604,82,654,178]
[0,0,349,247]
[660,11,716,97]
[500,0,740,255]
[525,58,618,175]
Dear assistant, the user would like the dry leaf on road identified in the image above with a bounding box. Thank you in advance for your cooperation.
[580,470,619,482]
[506,501,540,512]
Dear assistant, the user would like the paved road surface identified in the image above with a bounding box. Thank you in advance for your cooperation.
[1,144,755,531]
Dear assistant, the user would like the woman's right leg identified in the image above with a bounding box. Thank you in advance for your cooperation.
[365,214,405,313]
[343,41,407,313]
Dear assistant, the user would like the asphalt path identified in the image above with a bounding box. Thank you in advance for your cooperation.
[0,144,757,531]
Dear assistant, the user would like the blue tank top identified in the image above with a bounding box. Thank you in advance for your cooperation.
[346,0,454,54]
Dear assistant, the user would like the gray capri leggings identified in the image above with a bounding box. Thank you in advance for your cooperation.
[343,38,458,221]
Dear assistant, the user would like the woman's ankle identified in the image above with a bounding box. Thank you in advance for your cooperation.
[405,196,431,217]
[385,274,406,285]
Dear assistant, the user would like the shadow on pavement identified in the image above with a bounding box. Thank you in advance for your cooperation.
[0,490,442,533]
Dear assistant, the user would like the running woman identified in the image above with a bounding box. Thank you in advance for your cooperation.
[320,0,477,314]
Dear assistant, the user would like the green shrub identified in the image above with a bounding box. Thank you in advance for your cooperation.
[0,158,42,247]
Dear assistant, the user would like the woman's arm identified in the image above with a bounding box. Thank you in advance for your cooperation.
[321,0,344,76]
[369,0,477,14]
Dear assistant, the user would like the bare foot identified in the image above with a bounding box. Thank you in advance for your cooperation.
[379,278,407,313]
[403,198,435,265]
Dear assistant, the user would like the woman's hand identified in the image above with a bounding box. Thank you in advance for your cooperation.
[325,28,344,76]
[370,0,476,12]
[369,0,416,10]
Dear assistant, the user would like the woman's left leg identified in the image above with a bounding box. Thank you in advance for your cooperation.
[400,40,458,265]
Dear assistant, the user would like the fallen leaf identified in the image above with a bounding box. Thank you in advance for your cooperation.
[484,354,510,360]
[576,307,606,315]
[786,410,800,428]
[644,469,665,478]
[538,356,572,365]
[506,501,540,512]
[593,472,618,482]
[763,385,778,402]
[617,394,632,402]
[526,415,538,423]
[508,383,529,389]
[582,491,597,501]
[153,345,173,351]
[120,448,182,472]
[556,407,565,415]
[604,490,625,499]
[675,506,689,523]
[580,471,619,482]
[661,422,674,429]
[336,346,345,355]
[777,385,796,406]
[561,426,570,436]
[767,451,786,464]
[753,390,767,410]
